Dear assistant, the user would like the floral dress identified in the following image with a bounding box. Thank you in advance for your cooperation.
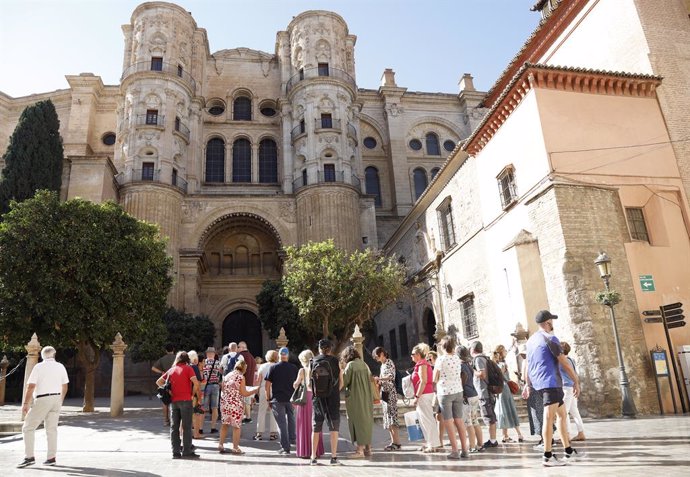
[379,358,399,429]
[221,370,244,428]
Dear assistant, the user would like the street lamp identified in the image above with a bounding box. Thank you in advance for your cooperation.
[594,251,637,417]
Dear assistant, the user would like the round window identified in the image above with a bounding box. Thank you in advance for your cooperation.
[102,133,116,146]
[409,139,422,151]
[260,107,277,117]
[208,105,225,116]
[443,140,456,152]
[363,137,377,149]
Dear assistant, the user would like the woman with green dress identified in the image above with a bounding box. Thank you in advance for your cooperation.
[341,346,374,457]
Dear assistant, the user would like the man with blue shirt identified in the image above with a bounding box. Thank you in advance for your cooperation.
[525,310,580,467]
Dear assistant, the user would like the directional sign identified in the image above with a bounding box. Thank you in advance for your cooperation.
[642,310,662,316]
[664,308,683,318]
[639,275,656,292]
[667,321,686,329]
[661,302,682,311]
[644,317,663,324]
[666,315,685,323]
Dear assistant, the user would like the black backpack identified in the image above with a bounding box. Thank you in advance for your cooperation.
[311,357,335,398]
[475,355,504,395]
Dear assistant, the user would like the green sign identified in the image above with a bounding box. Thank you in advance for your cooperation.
[639,274,655,292]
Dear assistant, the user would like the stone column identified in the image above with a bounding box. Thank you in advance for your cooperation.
[21,333,41,420]
[109,333,128,417]
[275,327,289,349]
[351,325,364,358]
[0,355,9,405]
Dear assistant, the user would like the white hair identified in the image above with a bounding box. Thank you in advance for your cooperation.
[41,346,56,360]
[188,350,199,364]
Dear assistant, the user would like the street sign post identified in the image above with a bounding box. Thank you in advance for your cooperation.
[644,317,662,324]
[659,302,687,412]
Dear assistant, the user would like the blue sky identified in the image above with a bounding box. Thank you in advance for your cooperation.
[0,0,540,97]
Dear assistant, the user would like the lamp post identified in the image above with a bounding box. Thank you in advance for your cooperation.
[594,251,637,417]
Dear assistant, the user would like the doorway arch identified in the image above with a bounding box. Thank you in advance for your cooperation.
[222,309,263,358]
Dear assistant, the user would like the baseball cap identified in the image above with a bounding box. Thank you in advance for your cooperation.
[279,347,289,356]
[535,310,558,324]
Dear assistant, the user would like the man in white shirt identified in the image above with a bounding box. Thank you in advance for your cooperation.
[18,346,69,468]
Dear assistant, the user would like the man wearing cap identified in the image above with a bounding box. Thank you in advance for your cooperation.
[265,347,298,454]
[525,310,580,466]
[17,346,69,468]
[201,347,222,434]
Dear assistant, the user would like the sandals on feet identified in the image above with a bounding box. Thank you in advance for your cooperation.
[269,433,278,441]
[231,448,245,455]
[252,434,263,441]
[502,437,514,443]
[384,443,402,451]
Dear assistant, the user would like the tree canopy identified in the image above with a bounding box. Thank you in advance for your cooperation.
[256,280,315,351]
[282,239,406,351]
[0,100,63,215]
[0,191,172,410]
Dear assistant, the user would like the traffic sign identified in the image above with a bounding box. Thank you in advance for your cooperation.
[644,317,662,324]
[642,310,662,316]
[639,275,655,292]
[667,321,686,329]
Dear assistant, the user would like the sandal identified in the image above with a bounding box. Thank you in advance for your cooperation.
[252,434,263,441]
[269,433,278,441]
[502,437,514,443]
[351,452,365,458]
[518,437,524,443]
[422,447,437,454]
[219,447,228,454]
[231,448,245,455]
[384,443,402,451]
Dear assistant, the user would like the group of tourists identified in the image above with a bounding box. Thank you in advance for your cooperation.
[16,309,586,468]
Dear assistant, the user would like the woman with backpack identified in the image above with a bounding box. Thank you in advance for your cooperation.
[411,343,442,453]
[293,350,325,459]
[492,345,524,443]
[372,346,401,451]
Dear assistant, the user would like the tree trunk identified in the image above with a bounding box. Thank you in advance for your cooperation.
[322,316,329,340]
[77,340,101,412]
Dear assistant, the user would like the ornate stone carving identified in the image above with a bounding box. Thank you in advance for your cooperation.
[182,201,205,222]
[279,201,296,222]
[386,103,403,117]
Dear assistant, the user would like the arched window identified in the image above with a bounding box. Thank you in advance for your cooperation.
[426,132,440,156]
[233,138,252,182]
[233,97,252,121]
[413,168,428,200]
[431,167,440,179]
[365,166,382,207]
[205,138,225,183]
[259,138,278,183]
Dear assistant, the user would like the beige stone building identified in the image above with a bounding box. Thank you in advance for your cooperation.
[376,0,690,417]
[0,2,484,358]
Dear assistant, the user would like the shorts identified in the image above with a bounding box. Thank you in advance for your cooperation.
[438,392,464,420]
[312,396,340,433]
[479,394,497,425]
[539,387,564,407]
[203,383,219,411]
[463,395,481,427]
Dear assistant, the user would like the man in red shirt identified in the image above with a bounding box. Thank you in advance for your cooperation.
[156,351,200,459]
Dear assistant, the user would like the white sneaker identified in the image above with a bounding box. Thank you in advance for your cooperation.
[564,449,581,462]
[533,443,544,451]
[543,455,566,467]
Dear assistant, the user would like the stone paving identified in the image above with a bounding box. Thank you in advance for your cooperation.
[0,396,689,476]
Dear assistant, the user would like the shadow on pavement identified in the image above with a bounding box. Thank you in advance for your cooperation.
[31,465,162,477]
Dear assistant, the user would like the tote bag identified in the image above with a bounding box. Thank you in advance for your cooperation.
[404,411,424,442]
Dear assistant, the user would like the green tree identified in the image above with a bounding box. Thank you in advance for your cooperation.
[0,191,172,411]
[0,100,63,215]
[256,280,316,351]
[282,239,406,351]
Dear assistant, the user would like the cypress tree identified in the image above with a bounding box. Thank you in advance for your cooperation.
[0,99,64,215]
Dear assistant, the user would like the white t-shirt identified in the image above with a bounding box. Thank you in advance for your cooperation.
[28,358,69,396]
[434,354,463,396]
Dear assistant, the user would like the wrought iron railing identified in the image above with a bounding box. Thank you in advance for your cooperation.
[116,168,187,193]
[135,114,165,127]
[121,61,197,92]
[174,120,190,141]
[314,118,341,131]
[286,67,356,95]
[292,171,362,193]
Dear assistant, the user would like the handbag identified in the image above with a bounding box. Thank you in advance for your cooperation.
[371,379,381,405]
[508,380,520,395]
[156,372,172,406]
[290,382,307,405]
[381,390,390,403]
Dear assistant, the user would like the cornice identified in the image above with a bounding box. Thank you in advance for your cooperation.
[464,63,662,156]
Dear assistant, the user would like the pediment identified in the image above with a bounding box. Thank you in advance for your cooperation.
[212,47,274,61]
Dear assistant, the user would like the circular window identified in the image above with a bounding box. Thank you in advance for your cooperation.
[207,98,226,116]
[259,100,278,117]
[409,139,422,151]
[363,137,377,149]
[260,107,277,117]
[443,140,456,152]
[102,132,116,146]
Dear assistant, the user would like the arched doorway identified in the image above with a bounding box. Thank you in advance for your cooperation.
[223,309,263,358]
[424,308,436,349]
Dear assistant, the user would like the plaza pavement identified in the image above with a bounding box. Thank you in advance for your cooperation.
[0,396,689,476]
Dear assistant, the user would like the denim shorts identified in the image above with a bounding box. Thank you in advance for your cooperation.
[438,392,464,420]
[202,383,219,411]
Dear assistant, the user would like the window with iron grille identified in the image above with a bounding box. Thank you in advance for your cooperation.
[302,169,308,187]
[626,207,650,242]
[459,294,478,339]
[365,166,382,207]
[233,97,252,121]
[323,164,336,182]
[437,198,456,250]
[299,119,305,134]
[318,63,329,76]
[399,324,409,356]
[205,138,225,183]
[259,139,278,183]
[172,168,178,187]
[141,162,155,181]
[426,132,440,156]
[145,109,159,125]
[413,168,428,200]
[389,329,399,360]
[320,113,333,129]
[497,166,518,209]
[150,57,163,71]
[233,138,252,182]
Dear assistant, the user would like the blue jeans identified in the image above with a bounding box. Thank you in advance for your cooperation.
[170,400,193,455]
[271,401,296,452]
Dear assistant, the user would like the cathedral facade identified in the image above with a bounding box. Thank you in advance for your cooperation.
[0,2,485,357]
